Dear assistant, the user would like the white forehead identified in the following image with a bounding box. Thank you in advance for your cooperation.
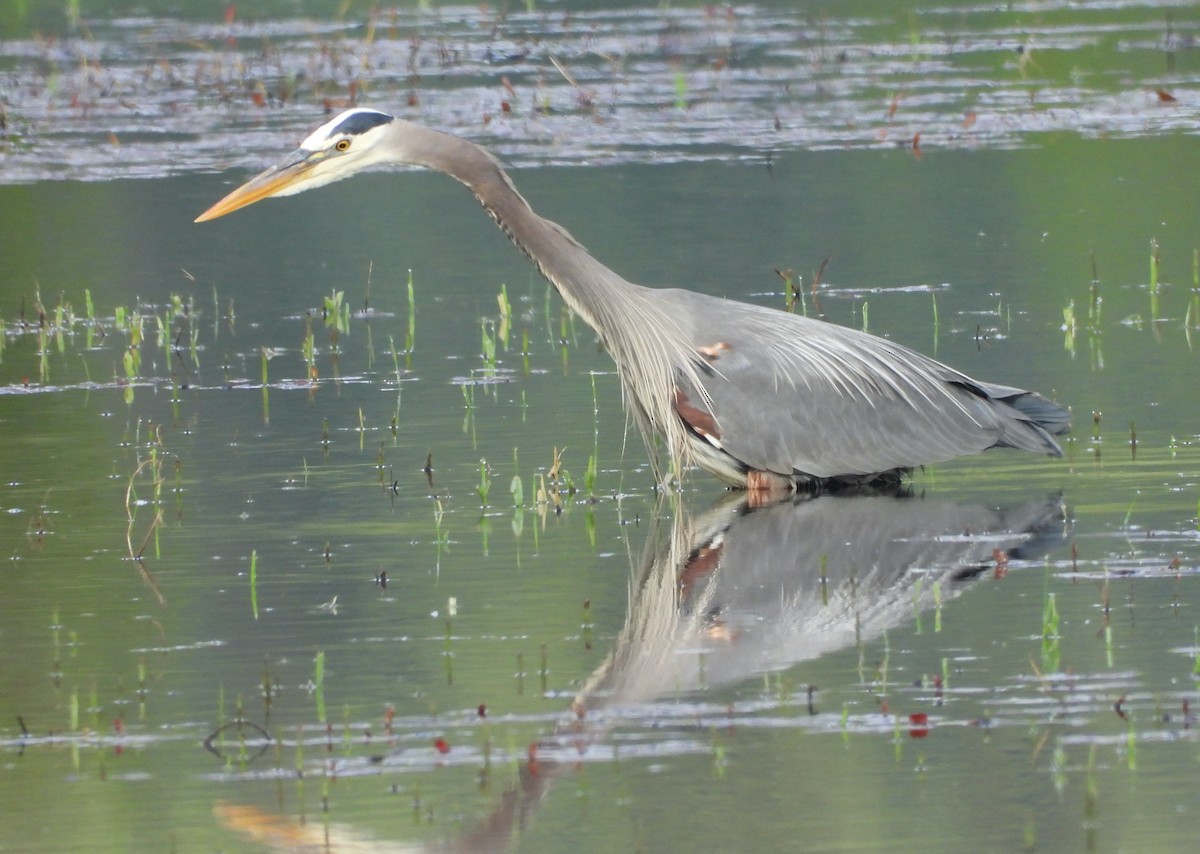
[299,108,394,150]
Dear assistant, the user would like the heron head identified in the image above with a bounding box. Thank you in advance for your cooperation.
[195,108,396,222]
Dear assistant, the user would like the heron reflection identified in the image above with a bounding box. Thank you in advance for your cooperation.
[215,489,1067,852]
[576,489,1067,714]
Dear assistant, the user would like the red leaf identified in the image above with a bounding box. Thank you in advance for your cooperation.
[908,711,930,738]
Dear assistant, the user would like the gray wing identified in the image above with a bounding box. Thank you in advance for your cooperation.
[664,290,1068,479]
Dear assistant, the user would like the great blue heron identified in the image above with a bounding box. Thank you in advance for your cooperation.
[197,108,1070,490]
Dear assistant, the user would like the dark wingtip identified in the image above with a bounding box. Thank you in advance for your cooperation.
[976,385,1071,456]
[1020,396,1072,436]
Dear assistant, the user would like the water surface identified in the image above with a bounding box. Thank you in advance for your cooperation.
[2,2,1200,852]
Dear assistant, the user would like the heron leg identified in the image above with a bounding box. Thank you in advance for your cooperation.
[745,469,794,506]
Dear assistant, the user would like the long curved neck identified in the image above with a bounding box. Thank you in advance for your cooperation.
[393,120,703,483]
[394,121,636,340]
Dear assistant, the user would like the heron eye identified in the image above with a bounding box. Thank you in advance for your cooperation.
[335,139,351,152]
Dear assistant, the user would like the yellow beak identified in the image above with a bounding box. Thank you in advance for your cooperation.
[194,149,319,223]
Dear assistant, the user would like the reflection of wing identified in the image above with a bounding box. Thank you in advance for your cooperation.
[667,290,1067,480]
[579,490,1068,709]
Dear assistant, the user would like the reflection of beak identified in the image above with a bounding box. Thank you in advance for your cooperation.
[194,148,322,222]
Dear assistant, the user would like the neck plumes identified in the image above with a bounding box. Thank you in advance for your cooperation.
[398,121,702,479]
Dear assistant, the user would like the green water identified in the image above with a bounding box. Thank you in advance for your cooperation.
[3,2,1200,852]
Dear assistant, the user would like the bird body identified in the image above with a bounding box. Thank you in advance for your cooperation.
[197,109,1070,489]
[668,290,1068,480]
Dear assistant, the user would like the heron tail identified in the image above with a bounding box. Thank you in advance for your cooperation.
[980,383,1072,456]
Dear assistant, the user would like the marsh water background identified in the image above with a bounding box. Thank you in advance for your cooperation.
[2,1,1200,851]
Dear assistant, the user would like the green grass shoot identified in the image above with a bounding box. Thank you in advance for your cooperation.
[673,70,688,110]
[313,651,326,723]
[481,317,497,371]
[462,383,477,444]
[323,288,348,334]
[388,333,401,381]
[1149,238,1161,321]
[1088,256,1102,329]
[249,549,259,619]
[477,458,491,507]
[405,268,416,356]
[36,322,49,383]
[584,453,597,499]
[497,283,511,344]
[1188,247,1200,331]
[777,268,798,313]
[1062,299,1076,354]
[303,314,315,378]
[587,373,600,497]
[1041,591,1060,672]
